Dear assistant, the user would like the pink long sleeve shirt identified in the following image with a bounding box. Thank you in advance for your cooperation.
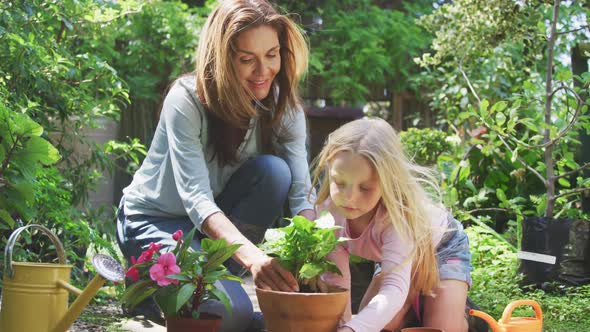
[320,200,448,332]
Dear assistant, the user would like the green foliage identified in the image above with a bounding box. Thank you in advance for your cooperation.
[400,127,454,165]
[278,0,432,104]
[418,1,590,245]
[0,167,119,287]
[415,0,550,121]
[467,226,590,331]
[260,213,347,292]
[0,90,60,228]
[121,228,242,319]
[87,1,203,102]
[0,0,178,290]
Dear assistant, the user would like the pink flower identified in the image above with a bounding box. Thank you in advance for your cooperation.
[137,242,163,263]
[149,252,181,286]
[172,230,184,242]
[126,266,140,282]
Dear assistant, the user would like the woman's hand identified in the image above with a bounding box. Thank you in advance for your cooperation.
[298,209,316,221]
[250,254,299,292]
[337,327,354,332]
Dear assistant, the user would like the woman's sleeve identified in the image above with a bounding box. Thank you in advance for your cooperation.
[273,108,316,215]
[344,228,414,332]
[161,85,221,231]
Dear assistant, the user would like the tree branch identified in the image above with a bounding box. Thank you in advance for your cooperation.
[458,62,481,105]
[466,207,516,215]
[543,0,561,217]
[554,187,590,200]
[62,73,107,86]
[554,161,590,180]
[557,25,590,35]
[510,84,585,150]
[494,127,547,185]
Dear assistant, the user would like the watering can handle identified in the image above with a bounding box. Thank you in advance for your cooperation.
[4,224,66,279]
[501,299,543,323]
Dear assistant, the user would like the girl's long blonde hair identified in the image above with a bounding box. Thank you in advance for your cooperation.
[311,118,441,298]
[195,0,308,163]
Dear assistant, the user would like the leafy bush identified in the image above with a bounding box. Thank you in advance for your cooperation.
[277,0,432,104]
[400,127,454,166]
[418,1,590,249]
[0,87,60,229]
[0,0,145,286]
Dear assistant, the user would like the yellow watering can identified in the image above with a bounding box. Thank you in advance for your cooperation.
[0,224,125,332]
[469,299,543,332]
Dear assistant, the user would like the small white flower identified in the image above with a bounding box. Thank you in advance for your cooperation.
[314,211,335,229]
[445,135,461,146]
[263,228,285,243]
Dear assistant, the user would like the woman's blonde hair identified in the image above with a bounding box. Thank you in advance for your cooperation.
[195,0,308,163]
[311,118,441,298]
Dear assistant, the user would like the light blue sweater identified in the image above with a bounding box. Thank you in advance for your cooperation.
[123,76,315,231]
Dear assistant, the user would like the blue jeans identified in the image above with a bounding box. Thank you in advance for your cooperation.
[116,155,291,332]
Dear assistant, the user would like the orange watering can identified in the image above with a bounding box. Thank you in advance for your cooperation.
[469,299,543,332]
[0,224,125,332]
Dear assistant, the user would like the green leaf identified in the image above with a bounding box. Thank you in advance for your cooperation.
[495,112,506,126]
[14,136,60,166]
[154,287,179,317]
[201,237,224,253]
[202,268,227,282]
[121,280,153,305]
[175,283,197,312]
[0,209,15,228]
[202,243,241,272]
[219,273,243,283]
[299,262,324,279]
[209,288,232,316]
[511,147,519,163]
[490,101,507,113]
[12,181,35,204]
[458,163,471,182]
[557,177,571,188]
[128,287,157,308]
[12,113,43,137]
[496,188,507,203]
[166,274,191,281]
[479,99,490,117]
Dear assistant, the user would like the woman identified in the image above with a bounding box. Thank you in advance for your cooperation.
[116,1,315,330]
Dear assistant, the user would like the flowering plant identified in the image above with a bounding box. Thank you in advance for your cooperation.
[121,228,242,319]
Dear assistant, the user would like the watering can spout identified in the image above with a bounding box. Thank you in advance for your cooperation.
[469,309,500,332]
[0,225,125,332]
[52,254,125,332]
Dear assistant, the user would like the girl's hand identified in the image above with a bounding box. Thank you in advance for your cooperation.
[249,254,299,292]
[303,276,329,293]
[337,327,354,332]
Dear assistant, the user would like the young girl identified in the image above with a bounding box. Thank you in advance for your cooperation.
[312,118,473,332]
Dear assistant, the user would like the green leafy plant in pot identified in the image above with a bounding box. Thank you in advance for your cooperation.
[121,228,242,332]
[256,212,350,332]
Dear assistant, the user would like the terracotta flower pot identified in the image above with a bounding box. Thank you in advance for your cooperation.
[256,287,349,332]
[401,328,445,332]
[166,313,222,332]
